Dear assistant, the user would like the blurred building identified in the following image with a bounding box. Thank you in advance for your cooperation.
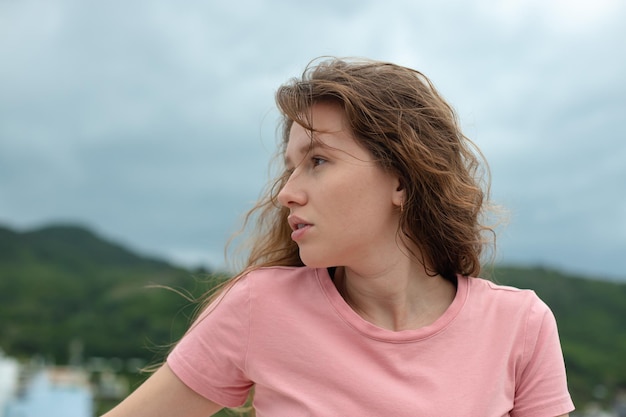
[3,364,93,417]
[0,353,20,416]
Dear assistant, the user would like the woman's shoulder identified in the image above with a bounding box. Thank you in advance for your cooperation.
[240,265,322,290]
[469,275,540,297]
[465,276,551,315]
[200,266,323,316]
[234,266,330,315]
[245,265,319,279]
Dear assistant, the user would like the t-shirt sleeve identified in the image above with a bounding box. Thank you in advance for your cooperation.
[511,295,575,417]
[167,277,253,408]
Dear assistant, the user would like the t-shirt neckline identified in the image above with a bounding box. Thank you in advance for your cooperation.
[315,267,469,343]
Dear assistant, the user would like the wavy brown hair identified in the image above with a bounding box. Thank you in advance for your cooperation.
[235,57,496,282]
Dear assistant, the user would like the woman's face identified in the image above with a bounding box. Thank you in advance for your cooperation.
[277,102,404,269]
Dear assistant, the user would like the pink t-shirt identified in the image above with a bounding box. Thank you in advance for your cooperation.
[168,266,575,417]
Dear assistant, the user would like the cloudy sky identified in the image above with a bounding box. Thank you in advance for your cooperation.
[1,0,624,281]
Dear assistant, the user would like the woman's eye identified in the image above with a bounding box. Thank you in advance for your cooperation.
[312,157,326,167]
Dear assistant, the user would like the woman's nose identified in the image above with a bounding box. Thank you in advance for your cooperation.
[277,171,306,208]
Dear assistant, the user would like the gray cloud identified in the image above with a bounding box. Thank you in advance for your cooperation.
[1,0,624,280]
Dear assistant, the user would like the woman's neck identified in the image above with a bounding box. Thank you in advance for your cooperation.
[333,262,457,332]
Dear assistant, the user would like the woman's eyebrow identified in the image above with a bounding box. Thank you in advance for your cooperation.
[284,142,323,167]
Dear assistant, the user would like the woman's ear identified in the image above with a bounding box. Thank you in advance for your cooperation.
[392,178,406,208]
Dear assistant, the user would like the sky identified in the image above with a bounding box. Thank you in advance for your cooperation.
[1,0,625,281]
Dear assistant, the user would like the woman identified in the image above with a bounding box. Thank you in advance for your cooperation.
[103,58,574,416]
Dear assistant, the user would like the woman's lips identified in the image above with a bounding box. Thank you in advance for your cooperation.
[288,215,312,241]
[290,223,312,241]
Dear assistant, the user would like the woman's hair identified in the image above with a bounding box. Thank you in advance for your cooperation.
[236,57,496,282]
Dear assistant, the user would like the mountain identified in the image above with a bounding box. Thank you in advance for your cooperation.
[0,223,624,409]
[0,223,221,364]
[0,223,173,269]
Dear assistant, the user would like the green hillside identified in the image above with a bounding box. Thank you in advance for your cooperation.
[1,223,625,411]
[0,224,221,363]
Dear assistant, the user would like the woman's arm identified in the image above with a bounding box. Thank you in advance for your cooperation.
[101,363,223,417]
